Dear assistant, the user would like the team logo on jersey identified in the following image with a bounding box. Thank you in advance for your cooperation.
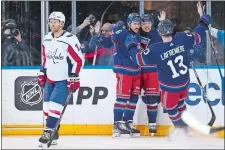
[20,81,42,106]
[141,37,150,45]
[46,49,64,64]
[140,37,150,50]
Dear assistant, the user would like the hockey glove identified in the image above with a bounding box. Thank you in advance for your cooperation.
[199,14,212,27]
[37,69,46,88]
[67,74,80,93]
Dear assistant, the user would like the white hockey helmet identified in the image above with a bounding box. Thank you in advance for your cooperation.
[49,11,65,23]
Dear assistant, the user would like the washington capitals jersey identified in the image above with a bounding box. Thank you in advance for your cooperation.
[133,23,208,92]
[140,29,162,72]
[112,28,140,76]
[42,31,84,81]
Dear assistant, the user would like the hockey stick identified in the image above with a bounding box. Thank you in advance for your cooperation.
[206,28,223,79]
[92,1,115,66]
[181,111,224,135]
[200,1,223,79]
[47,92,73,148]
[190,62,216,126]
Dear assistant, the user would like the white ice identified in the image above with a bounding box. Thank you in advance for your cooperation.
[2,134,224,149]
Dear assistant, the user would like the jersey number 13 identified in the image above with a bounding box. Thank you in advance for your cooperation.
[167,55,188,79]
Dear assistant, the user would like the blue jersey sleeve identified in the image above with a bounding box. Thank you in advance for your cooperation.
[178,22,208,47]
[129,44,156,66]
[125,34,140,65]
[193,14,211,45]
[111,22,126,43]
[192,23,208,45]
[186,22,209,62]
[125,34,139,50]
[111,29,124,42]
[141,45,157,65]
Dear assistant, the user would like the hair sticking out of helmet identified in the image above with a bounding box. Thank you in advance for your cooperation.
[49,11,65,23]
[141,14,154,24]
[157,19,173,36]
[127,13,141,25]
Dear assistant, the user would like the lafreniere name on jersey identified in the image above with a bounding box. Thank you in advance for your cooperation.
[160,45,185,60]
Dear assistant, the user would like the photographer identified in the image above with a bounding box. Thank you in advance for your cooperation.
[2,19,32,66]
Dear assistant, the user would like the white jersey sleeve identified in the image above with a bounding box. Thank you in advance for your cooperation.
[65,33,84,75]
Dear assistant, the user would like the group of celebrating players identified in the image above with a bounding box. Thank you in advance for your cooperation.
[111,1,211,139]
[37,1,212,148]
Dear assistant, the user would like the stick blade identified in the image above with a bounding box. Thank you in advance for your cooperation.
[181,111,211,135]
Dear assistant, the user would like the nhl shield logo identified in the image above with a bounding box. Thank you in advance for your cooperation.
[20,81,42,106]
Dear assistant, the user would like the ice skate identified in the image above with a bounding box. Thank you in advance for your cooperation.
[39,128,59,148]
[51,124,60,145]
[167,127,183,141]
[39,125,60,148]
[183,125,192,137]
[149,123,157,136]
[39,128,53,148]
[112,121,130,138]
[125,120,140,137]
[167,126,190,141]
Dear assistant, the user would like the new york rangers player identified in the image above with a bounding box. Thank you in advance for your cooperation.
[139,12,164,136]
[37,11,84,146]
[129,12,212,140]
[111,18,141,137]
[123,13,143,137]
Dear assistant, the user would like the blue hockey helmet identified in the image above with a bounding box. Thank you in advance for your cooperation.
[157,19,173,36]
[127,13,141,25]
[141,14,154,24]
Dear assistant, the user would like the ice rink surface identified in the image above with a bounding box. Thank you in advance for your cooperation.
[2,134,224,149]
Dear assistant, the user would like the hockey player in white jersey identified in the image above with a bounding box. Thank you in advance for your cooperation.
[37,11,84,147]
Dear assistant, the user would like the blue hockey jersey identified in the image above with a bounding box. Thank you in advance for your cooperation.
[112,27,141,76]
[140,29,162,72]
[130,23,208,92]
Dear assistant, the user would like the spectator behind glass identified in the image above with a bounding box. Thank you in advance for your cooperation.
[83,21,115,65]
[67,15,94,36]
[1,19,32,66]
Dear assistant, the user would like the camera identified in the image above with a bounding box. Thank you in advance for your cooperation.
[11,29,20,36]
[87,14,96,26]
[2,19,20,37]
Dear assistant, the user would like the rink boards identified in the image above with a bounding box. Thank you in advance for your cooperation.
[1,67,224,138]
